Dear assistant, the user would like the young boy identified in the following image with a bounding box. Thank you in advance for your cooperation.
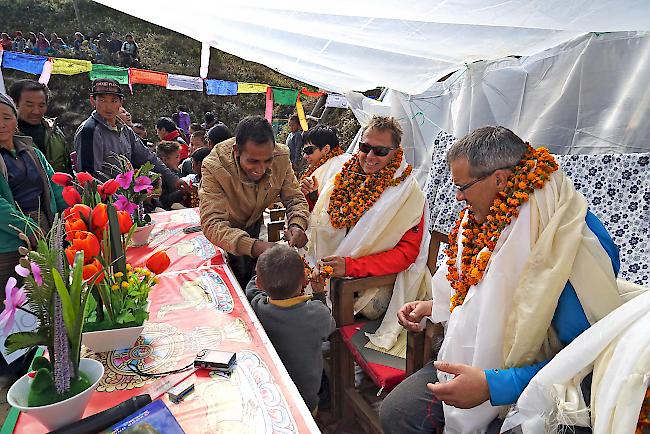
[246,245,336,413]
[182,147,211,208]
[156,141,186,209]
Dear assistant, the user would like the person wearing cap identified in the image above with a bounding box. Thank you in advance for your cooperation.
[74,79,183,192]
[0,93,67,297]
[8,79,73,174]
[199,115,309,287]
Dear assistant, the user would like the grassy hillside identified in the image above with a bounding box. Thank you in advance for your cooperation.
[2,0,360,143]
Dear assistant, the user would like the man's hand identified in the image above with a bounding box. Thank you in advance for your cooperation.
[309,269,327,294]
[397,300,433,332]
[426,361,490,409]
[284,224,307,248]
[252,240,275,258]
[300,176,318,196]
[321,255,346,278]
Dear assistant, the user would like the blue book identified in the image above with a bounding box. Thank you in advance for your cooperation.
[102,399,185,434]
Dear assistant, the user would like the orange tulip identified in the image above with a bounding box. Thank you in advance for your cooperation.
[70,231,100,258]
[65,246,81,265]
[66,204,92,222]
[146,251,170,275]
[116,211,133,234]
[65,217,88,240]
[91,203,108,229]
[82,258,104,283]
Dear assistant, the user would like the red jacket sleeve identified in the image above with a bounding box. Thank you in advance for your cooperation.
[345,213,425,278]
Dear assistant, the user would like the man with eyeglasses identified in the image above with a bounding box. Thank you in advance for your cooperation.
[307,115,431,354]
[381,126,623,434]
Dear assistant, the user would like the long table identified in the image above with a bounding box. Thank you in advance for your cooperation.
[10,209,320,433]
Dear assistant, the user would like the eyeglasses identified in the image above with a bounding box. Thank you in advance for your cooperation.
[455,166,512,193]
[358,142,397,157]
[303,145,318,155]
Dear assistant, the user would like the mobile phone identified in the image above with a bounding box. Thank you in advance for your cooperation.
[182,225,202,234]
[194,349,236,372]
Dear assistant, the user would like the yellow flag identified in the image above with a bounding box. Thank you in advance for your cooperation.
[51,58,92,75]
[295,97,308,131]
[237,82,269,94]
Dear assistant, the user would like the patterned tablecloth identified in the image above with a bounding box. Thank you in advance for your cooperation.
[11,209,319,433]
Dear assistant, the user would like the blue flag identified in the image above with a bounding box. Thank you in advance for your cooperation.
[1,52,47,75]
[205,79,237,96]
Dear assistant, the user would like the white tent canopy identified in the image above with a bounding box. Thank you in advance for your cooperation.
[94,0,650,95]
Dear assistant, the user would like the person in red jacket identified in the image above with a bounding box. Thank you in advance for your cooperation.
[307,116,431,353]
[155,117,189,160]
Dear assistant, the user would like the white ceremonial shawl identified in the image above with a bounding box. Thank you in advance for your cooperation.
[309,153,352,195]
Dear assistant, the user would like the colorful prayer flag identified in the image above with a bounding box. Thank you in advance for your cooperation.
[166,74,203,91]
[271,87,299,106]
[39,59,53,85]
[89,64,129,84]
[325,93,349,109]
[51,58,92,75]
[237,82,269,94]
[129,68,168,87]
[295,97,309,131]
[1,51,47,75]
[300,87,326,98]
[205,79,237,96]
[265,87,273,122]
[0,53,5,94]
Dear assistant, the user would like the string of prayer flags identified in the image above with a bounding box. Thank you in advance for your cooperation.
[205,79,238,96]
[237,82,269,94]
[299,87,327,98]
[271,87,299,106]
[265,87,273,122]
[295,96,309,131]
[89,64,129,84]
[325,93,349,108]
[51,58,92,75]
[166,74,203,91]
[1,51,47,75]
[39,59,53,85]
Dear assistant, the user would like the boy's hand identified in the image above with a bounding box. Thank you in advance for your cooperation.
[300,176,318,196]
[310,269,327,293]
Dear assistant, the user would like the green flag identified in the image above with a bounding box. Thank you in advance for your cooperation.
[271,87,299,106]
[89,64,129,85]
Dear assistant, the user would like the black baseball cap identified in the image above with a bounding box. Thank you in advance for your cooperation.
[90,78,124,97]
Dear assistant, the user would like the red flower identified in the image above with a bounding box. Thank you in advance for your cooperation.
[52,172,73,187]
[75,172,94,186]
[65,246,79,265]
[91,203,108,228]
[62,186,81,206]
[98,179,119,197]
[82,258,104,283]
[116,211,133,234]
[146,251,170,275]
[65,204,92,222]
[70,231,100,258]
[64,217,88,240]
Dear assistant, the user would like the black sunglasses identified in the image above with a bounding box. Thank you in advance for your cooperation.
[455,166,513,192]
[358,142,396,157]
[303,145,319,155]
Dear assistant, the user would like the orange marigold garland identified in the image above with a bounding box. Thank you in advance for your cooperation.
[445,145,558,311]
[300,147,345,182]
[327,148,412,229]
[637,388,650,434]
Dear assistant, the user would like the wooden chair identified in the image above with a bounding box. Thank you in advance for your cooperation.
[267,207,286,242]
[329,230,447,433]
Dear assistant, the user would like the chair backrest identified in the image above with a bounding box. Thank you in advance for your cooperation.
[424,130,650,285]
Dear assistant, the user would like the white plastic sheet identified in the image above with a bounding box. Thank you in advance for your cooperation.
[348,32,650,185]
[92,0,650,95]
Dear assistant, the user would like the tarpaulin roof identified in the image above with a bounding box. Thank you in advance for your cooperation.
[93,0,650,95]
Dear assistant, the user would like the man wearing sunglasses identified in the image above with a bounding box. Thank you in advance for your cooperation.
[307,116,430,354]
[382,126,623,434]
[200,115,309,287]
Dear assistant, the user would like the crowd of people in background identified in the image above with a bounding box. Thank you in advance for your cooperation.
[0,30,139,66]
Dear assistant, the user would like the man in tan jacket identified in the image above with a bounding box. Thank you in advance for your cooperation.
[199,115,309,286]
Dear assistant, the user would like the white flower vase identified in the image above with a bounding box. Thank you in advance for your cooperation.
[131,223,154,247]
[7,358,104,431]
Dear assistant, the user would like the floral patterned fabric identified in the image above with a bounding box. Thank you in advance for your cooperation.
[424,130,650,285]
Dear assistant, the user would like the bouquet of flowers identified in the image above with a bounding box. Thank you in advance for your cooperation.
[1,217,100,406]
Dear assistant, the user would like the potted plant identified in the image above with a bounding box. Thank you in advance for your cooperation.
[3,217,104,431]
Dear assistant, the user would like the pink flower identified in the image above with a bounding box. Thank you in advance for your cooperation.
[31,262,42,286]
[0,278,27,334]
[133,176,153,193]
[15,263,30,277]
[115,170,134,190]
[114,194,137,215]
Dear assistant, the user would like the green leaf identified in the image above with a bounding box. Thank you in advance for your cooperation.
[69,251,85,309]
[5,331,48,354]
[116,311,136,324]
[52,268,75,335]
